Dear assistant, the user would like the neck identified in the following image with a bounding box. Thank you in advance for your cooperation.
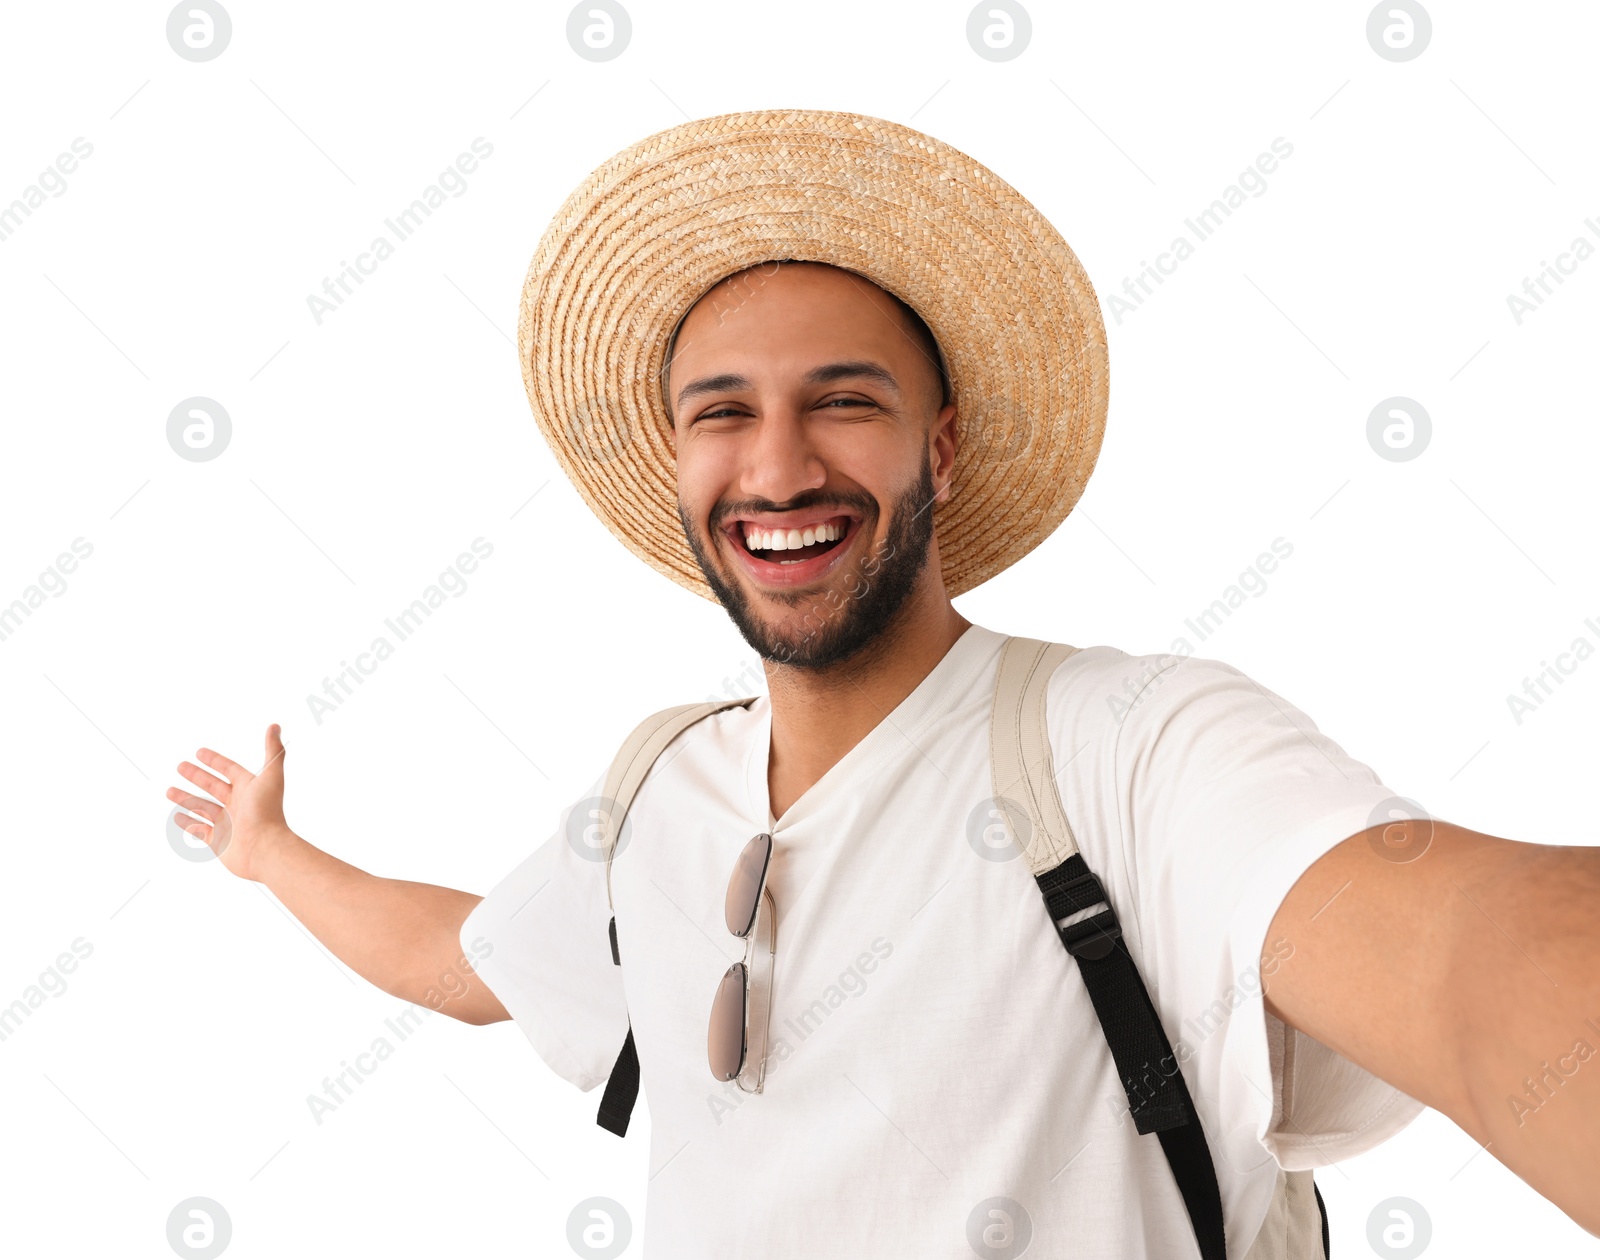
[761,574,971,823]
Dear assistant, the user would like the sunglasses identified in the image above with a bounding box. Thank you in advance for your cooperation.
[708,832,777,1091]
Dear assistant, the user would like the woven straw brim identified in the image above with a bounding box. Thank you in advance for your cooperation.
[517,108,1108,602]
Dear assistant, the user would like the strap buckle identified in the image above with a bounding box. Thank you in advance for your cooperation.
[1050,872,1122,961]
[1060,909,1122,961]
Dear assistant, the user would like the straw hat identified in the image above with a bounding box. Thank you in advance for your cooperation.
[516,108,1108,602]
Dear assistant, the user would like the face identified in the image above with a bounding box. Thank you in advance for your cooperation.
[668,261,957,669]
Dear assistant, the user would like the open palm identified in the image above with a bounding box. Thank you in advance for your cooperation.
[166,724,291,882]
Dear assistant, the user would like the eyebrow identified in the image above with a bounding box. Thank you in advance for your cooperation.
[673,360,902,411]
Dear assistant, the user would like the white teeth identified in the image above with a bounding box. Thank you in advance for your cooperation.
[742,519,845,554]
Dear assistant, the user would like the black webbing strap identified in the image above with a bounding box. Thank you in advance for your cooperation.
[1039,854,1227,1260]
[1314,1180,1331,1257]
[596,1025,640,1137]
[596,916,641,1137]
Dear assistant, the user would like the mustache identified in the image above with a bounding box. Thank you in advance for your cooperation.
[708,488,877,532]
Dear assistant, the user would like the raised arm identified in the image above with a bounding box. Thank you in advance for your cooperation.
[1264,818,1600,1235]
[166,724,510,1027]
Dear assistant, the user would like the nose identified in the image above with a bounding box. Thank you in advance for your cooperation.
[739,406,826,505]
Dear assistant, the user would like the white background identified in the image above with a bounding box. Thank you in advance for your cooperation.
[1,1,1596,1257]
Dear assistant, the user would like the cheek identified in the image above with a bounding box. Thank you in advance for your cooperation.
[675,444,733,523]
[823,446,920,518]
[812,424,904,482]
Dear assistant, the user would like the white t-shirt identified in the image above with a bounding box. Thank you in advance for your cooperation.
[461,623,1423,1258]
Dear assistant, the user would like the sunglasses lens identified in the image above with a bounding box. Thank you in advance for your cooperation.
[724,832,773,938]
[707,961,748,1081]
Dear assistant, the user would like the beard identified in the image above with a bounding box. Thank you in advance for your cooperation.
[679,448,937,670]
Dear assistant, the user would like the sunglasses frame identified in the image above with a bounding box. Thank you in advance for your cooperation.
[710,833,777,1092]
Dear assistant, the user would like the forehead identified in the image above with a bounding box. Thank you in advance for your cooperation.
[675,261,908,344]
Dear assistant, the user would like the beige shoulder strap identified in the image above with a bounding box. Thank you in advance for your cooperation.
[988,635,1082,875]
[600,695,758,910]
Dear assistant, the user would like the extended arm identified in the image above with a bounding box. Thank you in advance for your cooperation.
[254,836,510,1026]
[167,724,510,1026]
[1264,819,1600,1235]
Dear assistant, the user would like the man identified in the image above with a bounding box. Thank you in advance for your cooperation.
[167,111,1599,1257]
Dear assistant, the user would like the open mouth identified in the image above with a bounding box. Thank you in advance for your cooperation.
[722,513,859,586]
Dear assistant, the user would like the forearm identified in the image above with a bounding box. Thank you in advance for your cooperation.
[254,827,506,1025]
[1268,824,1600,1235]
[1452,841,1600,1235]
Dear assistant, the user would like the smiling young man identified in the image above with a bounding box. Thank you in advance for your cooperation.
[168,111,1600,1258]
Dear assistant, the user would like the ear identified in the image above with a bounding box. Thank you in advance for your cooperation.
[929,401,958,502]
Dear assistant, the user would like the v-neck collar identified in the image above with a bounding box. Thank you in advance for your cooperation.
[742,623,1007,834]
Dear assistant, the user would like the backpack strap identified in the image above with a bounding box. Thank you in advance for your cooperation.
[595,695,758,1137]
[990,636,1228,1260]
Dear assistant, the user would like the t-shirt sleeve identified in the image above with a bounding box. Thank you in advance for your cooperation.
[458,770,629,1093]
[1109,652,1426,1172]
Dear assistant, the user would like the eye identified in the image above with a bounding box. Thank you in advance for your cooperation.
[695,405,746,422]
[821,396,875,410]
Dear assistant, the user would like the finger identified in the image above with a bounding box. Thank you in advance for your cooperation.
[177,814,212,842]
[176,761,232,800]
[261,723,287,775]
[197,746,251,785]
[166,788,223,825]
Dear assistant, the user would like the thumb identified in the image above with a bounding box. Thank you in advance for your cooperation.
[262,723,287,777]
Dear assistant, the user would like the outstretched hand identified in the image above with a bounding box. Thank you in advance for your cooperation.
[166,724,293,882]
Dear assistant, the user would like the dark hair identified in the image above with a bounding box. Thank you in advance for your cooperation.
[662,260,951,417]
[885,287,952,411]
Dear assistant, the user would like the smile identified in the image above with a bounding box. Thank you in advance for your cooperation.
[721,512,860,587]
